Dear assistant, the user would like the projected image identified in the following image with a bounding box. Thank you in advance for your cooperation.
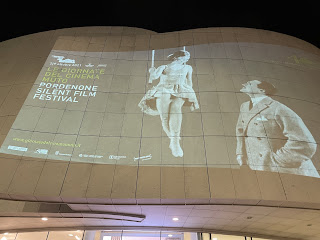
[138,49,199,157]
[0,39,319,178]
[236,80,319,177]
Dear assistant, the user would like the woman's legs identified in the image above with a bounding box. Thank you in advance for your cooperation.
[168,97,185,157]
[169,97,184,138]
[156,95,185,157]
[156,94,172,138]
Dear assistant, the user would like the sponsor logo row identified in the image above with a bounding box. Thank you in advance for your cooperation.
[7,145,152,161]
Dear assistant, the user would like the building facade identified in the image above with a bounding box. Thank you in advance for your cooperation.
[0,26,320,240]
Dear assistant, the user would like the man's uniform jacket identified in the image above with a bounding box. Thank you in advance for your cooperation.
[236,96,319,178]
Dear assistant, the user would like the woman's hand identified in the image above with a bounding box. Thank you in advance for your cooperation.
[148,65,166,83]
[148,67,156,73]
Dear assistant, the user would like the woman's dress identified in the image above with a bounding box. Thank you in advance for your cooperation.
[138,64,199,115]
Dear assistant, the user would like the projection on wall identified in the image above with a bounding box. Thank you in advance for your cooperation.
[0,41,319,178]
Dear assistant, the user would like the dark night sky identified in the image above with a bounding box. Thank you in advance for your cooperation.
[1,2,319,49]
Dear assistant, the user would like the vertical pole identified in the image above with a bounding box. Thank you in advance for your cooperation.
[148,50,155,84]
[151,49,155,68]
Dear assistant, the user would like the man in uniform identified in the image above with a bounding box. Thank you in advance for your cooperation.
[236,80,319,178]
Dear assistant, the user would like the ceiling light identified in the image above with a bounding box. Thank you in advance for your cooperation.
[212,238,218,240]
[3,233,8,235]
[1,237,7,240]
[41,217,48,221]
[172,217,179,221]
[68,234,73,236]
[168,234,173,237]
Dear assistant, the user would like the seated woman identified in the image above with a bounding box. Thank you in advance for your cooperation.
[138,50,199,157]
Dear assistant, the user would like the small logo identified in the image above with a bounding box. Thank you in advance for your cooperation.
[8,145,28,152]
[34,148,48,154]
[109,155,126,160]
[79,154,103,158]
[55,151,72,156]
[85,63,94,67]
[97,64,107,68]
[52,55,75,63]
[134,154,152,161]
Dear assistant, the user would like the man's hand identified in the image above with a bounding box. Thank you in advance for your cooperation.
[237,154,250,169]
[237,154,244,166]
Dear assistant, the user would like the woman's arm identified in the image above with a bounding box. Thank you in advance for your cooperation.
[186,65,193,87]
[148,65,166,83]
